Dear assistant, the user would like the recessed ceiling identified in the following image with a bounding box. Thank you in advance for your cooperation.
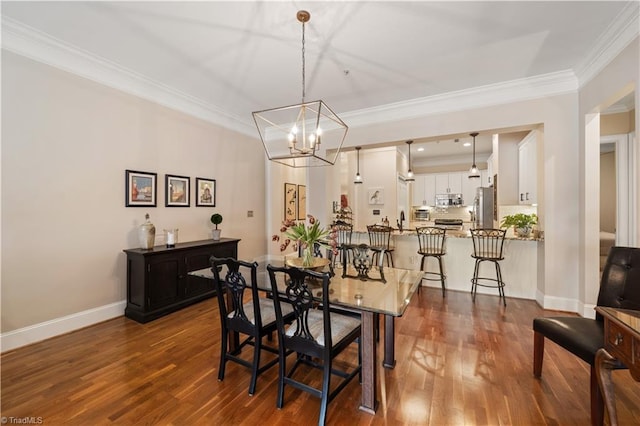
[2,1,636,161]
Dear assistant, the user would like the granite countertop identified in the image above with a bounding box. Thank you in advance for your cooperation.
[353,227,542,241]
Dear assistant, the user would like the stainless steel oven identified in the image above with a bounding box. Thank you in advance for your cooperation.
[413,208,430,221]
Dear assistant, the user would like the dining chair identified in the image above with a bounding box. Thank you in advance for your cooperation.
[210,256,294,396]
[367,224,395,267]
[533,246,640,426]
[267,264,362,426]
[416,226,447,297]
[470,228,507,306]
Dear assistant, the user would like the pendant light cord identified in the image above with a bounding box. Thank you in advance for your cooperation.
[301,20,306,104]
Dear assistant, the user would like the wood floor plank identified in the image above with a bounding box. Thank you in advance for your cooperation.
[2,288,639,425]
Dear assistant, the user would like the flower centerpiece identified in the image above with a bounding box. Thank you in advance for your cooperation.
[272,215,338,267]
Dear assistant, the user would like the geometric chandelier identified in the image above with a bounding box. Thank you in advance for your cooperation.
[252,10,348,168]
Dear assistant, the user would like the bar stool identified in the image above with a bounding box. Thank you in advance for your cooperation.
[470,228,507,306]
[367,224,395,267]
[416,227,447,297]
[331,223,353,267]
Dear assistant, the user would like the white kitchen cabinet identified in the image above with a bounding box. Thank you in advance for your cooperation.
[412,174,436,206]
[518,131,537,204]
[461,171,488,205]
[435,172,462,194]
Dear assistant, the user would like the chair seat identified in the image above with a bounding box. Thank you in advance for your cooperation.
[230,298,293,326]
[419,248,445,256]
[472,253,503,260]
[285,309,360,347]
[533,317,606,365]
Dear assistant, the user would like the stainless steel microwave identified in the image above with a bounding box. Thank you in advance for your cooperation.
[435,193,463,207]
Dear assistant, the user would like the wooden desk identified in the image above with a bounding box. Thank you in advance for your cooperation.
[594,307,640,426]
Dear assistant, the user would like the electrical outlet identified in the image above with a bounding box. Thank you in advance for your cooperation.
[247,210,253,217]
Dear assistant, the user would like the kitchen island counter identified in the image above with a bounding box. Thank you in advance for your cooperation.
[348,229,540,300]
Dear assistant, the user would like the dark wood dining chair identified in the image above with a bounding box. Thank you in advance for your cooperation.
[267,264,361,426]
[367,224,395,267]
[331,223,353,267]
[210,256,294,396]
[533,246,640,426]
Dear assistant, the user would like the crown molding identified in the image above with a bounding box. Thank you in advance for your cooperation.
[341,70,578,128]
[574,1,639,88]
[1,16,256,137]
[2,10,634,137]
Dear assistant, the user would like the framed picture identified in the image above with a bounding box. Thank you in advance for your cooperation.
[165,174,190,207]
[368,187,384,205]
[297,184,306,220]
[195,177,216,207]
[284,183,296,221]
[125,170,157,207]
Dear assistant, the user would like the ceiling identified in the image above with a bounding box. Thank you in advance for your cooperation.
[2,1,637,162]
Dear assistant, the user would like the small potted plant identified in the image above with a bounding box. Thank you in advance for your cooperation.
[210,213,223,241]
[500,213,538,238]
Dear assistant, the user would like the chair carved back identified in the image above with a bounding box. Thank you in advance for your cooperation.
[267,265,332,351]
[470,229,506,260]
[341,243,386,282]
[211,256,261,330]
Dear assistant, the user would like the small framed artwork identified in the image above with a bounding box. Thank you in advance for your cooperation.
[284,182,296,221]
[368,187,384,205]
[297,184,306,220]
[125,170,157,207]
[195,177,216,207]
[165,174,190,207]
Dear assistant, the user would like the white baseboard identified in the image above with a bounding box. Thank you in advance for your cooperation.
[1,300,126,353]
[540,291,581,314]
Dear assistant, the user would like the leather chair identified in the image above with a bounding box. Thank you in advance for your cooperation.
[533,246,640,426]
[210,256,294,396]
[267,265,361,426]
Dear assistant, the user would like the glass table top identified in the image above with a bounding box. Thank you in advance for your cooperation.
[190,258,423,317]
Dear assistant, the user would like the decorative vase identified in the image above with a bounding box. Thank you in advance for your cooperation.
[212,229,222,241]
[515,226,532,238]
[302,244,314,267]
[138,213,156,249]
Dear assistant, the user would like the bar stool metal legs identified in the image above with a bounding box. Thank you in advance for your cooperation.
[416,227,447,297]
[470,229,507,306]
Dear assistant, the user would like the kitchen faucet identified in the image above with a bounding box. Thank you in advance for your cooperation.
[397,210,405,233]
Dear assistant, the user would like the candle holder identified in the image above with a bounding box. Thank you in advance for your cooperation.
[164,229,178,248]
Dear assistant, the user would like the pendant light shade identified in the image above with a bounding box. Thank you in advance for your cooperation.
[468,132,480,179]
[354,146,363,184]
[252,10,348,168]
[405,140,415,182]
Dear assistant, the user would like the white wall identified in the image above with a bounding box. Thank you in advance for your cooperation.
[578,37,639,316]
[1,52,266,342]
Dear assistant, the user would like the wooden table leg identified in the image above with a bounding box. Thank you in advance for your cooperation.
[383,314,396,368]
[359,311,378,414]
[595,348,618,426]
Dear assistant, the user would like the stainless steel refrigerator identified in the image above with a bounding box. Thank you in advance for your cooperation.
[474,187,494,229]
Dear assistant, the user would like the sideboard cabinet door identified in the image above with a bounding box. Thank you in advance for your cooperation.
[124,238,240,323]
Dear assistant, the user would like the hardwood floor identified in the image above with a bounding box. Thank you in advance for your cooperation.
[2,288,639,425]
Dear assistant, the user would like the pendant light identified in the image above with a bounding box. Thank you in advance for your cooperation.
[354,146,363,184]
[405,140,415,182]
[468,132,480,179]
[252,10,348,168]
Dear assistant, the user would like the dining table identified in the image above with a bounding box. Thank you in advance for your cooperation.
[190,256,424,414]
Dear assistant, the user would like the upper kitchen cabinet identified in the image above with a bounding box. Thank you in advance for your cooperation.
[435,172,462,194]
[518,131,537,205]
[412,174,436,206]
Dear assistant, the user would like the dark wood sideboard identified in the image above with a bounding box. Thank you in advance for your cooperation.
[123,238,240,323]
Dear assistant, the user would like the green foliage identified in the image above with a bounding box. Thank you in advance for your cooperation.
[500,213,537,228]
[285,220,328,247]
[210,213,223,229]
